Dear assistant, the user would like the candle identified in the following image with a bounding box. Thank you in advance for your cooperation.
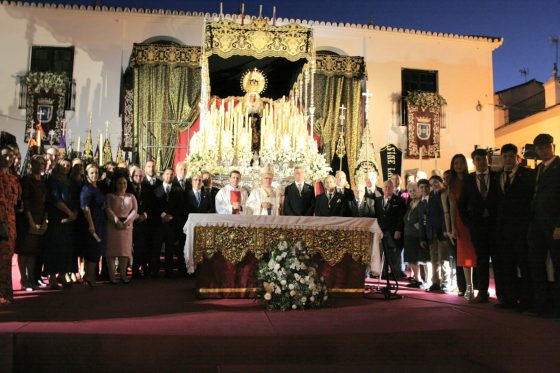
[36,121,41,149]
[259,4,262,18]
[99,132,103,165]
[105,120,109,137]
[77,136,81,153]
[272,6,276,24]
[89,112,93,129]
[220,2,223,15]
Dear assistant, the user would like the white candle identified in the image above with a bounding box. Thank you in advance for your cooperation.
[99,133,103,165]
[77,136,81,153]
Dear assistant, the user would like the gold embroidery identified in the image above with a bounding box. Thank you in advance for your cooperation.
[205,19,312,61]
[193,225,373,266]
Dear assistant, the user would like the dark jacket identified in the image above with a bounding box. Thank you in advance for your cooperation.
[283,182,315,216]
[152,183,188,234]
[314,191,348,217]
[418,191,446,241]
[185,188,215,214]
[347,197,376,218]
[531,156,560,233]
[458,170,500,231]
[496,166,536,237]
[375,194,405,233]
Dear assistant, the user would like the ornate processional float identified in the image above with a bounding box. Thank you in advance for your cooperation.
[186,18,331,187]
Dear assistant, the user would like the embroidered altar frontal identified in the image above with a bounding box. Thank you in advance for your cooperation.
[185,214,383,298]
[193,225,373,267]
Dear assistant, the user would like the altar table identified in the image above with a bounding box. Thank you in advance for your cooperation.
[183,214,383,298]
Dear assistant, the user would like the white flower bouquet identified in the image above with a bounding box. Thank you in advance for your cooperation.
[256,240,329,311]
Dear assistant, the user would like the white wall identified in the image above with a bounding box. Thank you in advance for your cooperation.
[0,3,500,175]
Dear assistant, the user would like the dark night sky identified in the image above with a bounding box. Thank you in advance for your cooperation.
[37,0,560,91]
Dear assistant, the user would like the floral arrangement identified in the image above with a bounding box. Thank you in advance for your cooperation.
[406,91,447,110]
[259,147,277,166]
[256,240,329,311]
[306,152,332,182]
[24,72,69,95]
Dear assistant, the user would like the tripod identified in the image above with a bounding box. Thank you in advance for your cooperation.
[366,236,404,300]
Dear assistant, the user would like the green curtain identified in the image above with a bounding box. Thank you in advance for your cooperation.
[313,73,363,186]
[133,63,200,169]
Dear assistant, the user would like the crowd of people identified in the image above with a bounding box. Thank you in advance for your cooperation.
[0,133,558,320]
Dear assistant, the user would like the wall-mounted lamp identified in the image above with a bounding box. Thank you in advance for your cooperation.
[476,100,483,112]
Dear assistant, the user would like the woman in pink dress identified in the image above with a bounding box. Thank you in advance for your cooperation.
[105,176,137,284]
[448,154,477,301]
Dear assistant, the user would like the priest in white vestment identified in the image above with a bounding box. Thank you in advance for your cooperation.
[215,170,249,215]
[246,165,281,216]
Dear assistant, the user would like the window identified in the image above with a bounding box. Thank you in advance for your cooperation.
[30,46,75,110]
[401,68,438,124]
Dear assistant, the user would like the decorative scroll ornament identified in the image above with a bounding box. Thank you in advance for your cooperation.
[315,54,366,79]
[129,43,202,67]
[193,225,373,267]
[205,19,313,61]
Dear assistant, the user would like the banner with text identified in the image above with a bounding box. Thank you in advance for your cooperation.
[380,143,403,181]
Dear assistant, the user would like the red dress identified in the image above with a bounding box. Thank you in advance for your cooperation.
[451,180,477,267]
[0,171,21,303]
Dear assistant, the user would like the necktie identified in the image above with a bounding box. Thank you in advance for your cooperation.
[195,190,201,206]
[179,180,185,190]
[504,171,511,192]
[328,192,333,201]
[478,173,488,198]
[384,198,389,210]
[297,184,302,195]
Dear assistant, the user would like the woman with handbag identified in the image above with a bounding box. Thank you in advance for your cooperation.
[105,175,137,284]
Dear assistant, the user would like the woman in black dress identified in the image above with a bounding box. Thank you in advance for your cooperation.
[403,182,430,287]
[80,163,106,287]
[15,155,48,290]
[44,158,77,289]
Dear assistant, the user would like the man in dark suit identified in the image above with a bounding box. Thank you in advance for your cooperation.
[140,159,162,277]
[347,183,376,218]
[527,134,560,317]
[283,166,315,216]
[418,176,450,292]
[494,143,536,310]
[375,180,406,278]
[173,160,192,192]
[186,173,215,214]
[335,171,355,202]
[365,170,383,200]
[315,175,348,217]
[143,159,162,189]
[202,171,219,213]
[458,148,500,303]
[127,165,153,278]
[152,168,189,278]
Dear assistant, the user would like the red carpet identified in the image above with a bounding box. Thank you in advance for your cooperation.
[2,273,560,373]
